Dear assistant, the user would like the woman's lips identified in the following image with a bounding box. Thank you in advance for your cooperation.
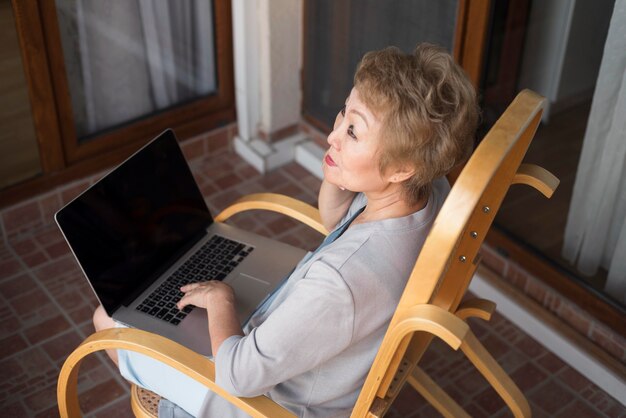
[325,154,337,167]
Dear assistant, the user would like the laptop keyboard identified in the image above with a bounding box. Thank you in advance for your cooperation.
[135,235,254,325]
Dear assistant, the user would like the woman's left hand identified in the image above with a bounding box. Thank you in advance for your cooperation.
[177,280,235,310]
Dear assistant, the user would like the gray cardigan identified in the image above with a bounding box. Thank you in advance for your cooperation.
[199,178,450,417]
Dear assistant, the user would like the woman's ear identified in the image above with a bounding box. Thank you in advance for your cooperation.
[388,166,415,183]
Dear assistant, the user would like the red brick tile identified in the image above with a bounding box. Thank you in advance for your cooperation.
[0,333,28,359]
[4,401,29,417]
[44,241,70,259]
[528,379,575,415]
[181,137,205,161]
[463,403,491,418]
[479,334,510,359]
[453,367,490,396]
[208,189,243,212]
[509,362,547,391]
[54,289,85,311]
[496,349,532,377]
[555,400,602,418]
[586,388,624,415]
[10,288,54,320]
[79,378,127,414]
[475,386,506,415]
[34,404,61,418]
[23,383,58,414]
[300,176,322,198]
[24,315,71,344]
[526,405,554,418]
[34,256,80,282]
[605,402,626,417]
[11,237,38,256]
[69,305,96,324]
[267,215,299,235]
[60,182,90,205]
[3,201,42,232]
[536,351,567,374]
[0,258,22,280]
[0,312,22,339]
[34,228,64,247]
[214,172,242,189]
[283,162,311,179]
[236,164,260,180]
[80,322,96,337]
[516,334,545,359]
[205,128,229,153]
[94,396,134,418]
[8,346,53,383]
[0,273,36,299]
[22,251,49,268]
[38,193,62,225]
[41,330,83,361]
[274,182,308,200]
[228,123,238,139]
[391,384,427,416]
[258,170,289,189]
[200,181,219,198]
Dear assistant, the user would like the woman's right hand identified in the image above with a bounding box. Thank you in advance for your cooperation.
[177,280,235,310]
[318,178,355,231]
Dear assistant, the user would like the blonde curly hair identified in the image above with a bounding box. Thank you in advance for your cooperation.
[354,43,479,205]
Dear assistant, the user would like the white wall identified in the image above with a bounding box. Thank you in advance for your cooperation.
[258,0,303,137]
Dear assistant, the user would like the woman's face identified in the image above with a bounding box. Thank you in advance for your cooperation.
[323,88,391,193]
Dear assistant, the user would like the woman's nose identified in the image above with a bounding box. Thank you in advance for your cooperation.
[327,128,341,150]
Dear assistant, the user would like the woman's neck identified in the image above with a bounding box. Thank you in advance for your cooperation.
[356,188,427,224]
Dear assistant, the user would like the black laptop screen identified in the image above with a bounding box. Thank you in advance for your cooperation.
[56,130,213,315]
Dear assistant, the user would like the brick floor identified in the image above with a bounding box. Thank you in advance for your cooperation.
[1,141,624,417]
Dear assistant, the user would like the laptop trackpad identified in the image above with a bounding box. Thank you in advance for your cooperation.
[228,273,272,318]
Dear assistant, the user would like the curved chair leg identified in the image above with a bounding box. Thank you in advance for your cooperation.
[461,331,531,418]
[405,298,496,417]
[407,367,471,418]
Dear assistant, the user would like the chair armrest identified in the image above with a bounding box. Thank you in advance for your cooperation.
[214,193,329,236]
[513,163,560,198]
[455,298,496,321]
[57,328,296,418]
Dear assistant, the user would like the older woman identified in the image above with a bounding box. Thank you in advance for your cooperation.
[93,43,479,417]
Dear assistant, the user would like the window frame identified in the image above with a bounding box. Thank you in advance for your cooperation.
[3,0,235,205]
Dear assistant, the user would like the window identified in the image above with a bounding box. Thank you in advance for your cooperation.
[2,0,234,204]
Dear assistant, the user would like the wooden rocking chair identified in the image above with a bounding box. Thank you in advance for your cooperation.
[58,89,558,417]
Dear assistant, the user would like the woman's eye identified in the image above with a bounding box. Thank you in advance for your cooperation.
[347,125,357,139]
[340,106,346,116]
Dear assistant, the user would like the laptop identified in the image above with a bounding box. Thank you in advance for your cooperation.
[55,129,307,356]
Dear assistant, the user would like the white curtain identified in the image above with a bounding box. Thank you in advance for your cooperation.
[57,0,216,136]
[562,0,626,304]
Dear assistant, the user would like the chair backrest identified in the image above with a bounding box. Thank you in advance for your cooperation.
[352,89,549,416]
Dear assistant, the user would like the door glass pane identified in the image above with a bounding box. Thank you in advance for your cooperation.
[303,0,459,129]
[0,1,41,189]
[55,0,217,140]
[485,0,624,307]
